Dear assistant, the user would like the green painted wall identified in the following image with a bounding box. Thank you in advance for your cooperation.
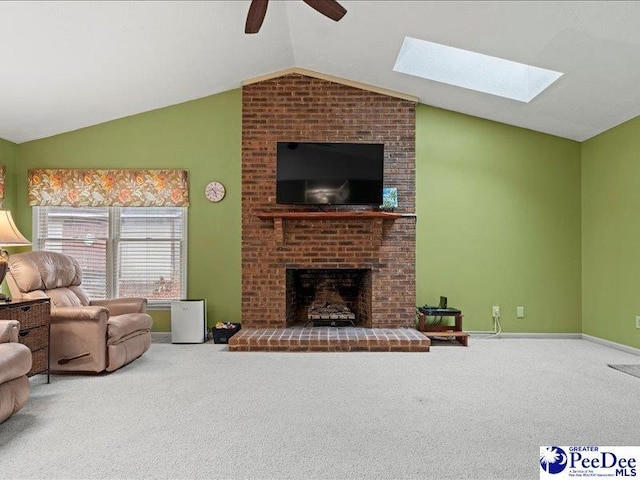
[582,116,640,349]
[0,137,19,211]
[15,90,242,331]
[10,92,586,338]
[416,105,582,333]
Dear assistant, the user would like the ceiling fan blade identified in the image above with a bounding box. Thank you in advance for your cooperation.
[302,0,347,22]
[245,0,269,34]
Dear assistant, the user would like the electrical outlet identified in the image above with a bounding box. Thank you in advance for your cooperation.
[492,306,500,318]
[517,306,524,318]
[636,316,640,329]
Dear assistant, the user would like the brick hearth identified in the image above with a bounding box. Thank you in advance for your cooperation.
[228,327,430,352]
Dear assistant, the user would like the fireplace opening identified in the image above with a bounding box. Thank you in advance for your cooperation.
[286,269,372,327]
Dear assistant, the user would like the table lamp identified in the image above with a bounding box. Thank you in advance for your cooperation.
[0,210,31,301]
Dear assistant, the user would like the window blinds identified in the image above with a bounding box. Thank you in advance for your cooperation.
[34,206,187,306]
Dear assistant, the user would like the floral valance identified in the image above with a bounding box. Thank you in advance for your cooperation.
[28,169,189,207]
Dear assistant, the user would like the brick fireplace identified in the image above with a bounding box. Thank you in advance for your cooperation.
[233,71,427,351]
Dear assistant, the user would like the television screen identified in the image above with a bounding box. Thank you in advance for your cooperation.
[276,142,384,205]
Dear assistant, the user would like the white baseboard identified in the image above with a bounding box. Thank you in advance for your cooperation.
[582,334,640,357]
[468,331,582,339]
[468,331,640,356]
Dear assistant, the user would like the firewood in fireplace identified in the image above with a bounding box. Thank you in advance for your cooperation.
[308,301,355,320]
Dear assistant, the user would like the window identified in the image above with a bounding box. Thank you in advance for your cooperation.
[33,206,187,308]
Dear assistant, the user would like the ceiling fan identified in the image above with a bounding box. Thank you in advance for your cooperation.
[245,0,347,34]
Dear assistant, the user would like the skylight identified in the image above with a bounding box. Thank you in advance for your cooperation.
[393,37,563,103]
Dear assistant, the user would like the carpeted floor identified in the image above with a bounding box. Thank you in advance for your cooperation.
[1,338,639,480]
[608,363,640,379]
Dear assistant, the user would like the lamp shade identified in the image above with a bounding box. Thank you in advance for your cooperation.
[0,210,30,246]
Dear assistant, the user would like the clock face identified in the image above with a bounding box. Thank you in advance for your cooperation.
[205,181,226,202]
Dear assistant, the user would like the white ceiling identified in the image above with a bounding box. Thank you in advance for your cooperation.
[1,1,640,144]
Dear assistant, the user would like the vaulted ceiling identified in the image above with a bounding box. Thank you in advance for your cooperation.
[1,1,640,144]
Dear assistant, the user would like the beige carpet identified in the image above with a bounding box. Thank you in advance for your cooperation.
[1,338,639,479]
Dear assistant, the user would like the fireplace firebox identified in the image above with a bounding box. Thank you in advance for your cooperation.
[286,269,372,327]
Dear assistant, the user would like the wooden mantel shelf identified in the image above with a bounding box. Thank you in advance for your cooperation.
[256,211,415,221]
[256,211,416,245]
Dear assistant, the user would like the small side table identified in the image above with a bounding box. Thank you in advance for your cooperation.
[0,298,51,382]
[417,308,469,346]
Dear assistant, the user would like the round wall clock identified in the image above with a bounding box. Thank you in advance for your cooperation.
[205,181,226,202]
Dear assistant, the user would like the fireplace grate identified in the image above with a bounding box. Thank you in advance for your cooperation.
[306,318,356,328]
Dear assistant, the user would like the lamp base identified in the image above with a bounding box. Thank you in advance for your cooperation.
[0,257,7,303]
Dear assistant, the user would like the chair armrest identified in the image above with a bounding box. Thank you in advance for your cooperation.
[90,298,148,315]
[49,306,109,372]
[0,320,20,343]
[51,306,109,323]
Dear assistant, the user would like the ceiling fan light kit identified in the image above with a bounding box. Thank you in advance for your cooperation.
[245,0,347,34]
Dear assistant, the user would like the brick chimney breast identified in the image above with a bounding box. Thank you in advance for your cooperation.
[242,74,416,329]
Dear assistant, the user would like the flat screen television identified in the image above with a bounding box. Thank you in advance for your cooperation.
[276,142,384,205]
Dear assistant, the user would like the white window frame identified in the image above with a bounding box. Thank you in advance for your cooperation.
[33,206,188,309]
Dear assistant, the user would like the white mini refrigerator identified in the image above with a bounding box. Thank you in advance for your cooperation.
[171,299,207,343]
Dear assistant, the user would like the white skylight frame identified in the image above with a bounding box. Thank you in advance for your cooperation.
[393,37,563,103]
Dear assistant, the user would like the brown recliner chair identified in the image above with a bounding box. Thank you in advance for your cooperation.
[0,320,32,423]
[7,251,152,374]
